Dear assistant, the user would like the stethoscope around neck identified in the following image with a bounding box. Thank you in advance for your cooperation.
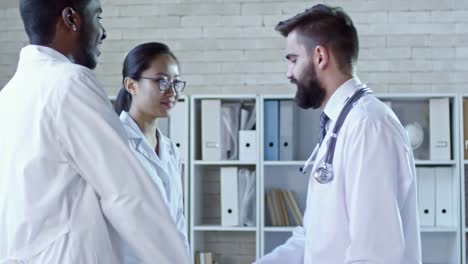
[300,85,372,184]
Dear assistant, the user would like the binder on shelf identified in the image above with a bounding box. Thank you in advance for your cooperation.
[220,167,239,226]
[238,168,256,226]
[240,102,256,130]
[221,102,241,160]
[158,118,169,137]
[279,100,295,161]
[170,100,188,162]
[417,167,435,226]
[202,99,221,160]
[264,100,279,160]
[435,167,454,227]
[239,130,257,161]
[429,98,451,160]
[463,99,468,159]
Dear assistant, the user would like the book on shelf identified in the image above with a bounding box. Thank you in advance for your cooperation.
[276,189,289,226]
[266,190,277,226]
[266,188,303,226]
[195,252,214,264]
[284,190,303,226]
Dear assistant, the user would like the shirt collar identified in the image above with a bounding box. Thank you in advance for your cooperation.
[19,45,71,65]
[323,77,362,122]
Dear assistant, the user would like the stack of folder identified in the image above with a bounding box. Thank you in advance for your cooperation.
[201,99,256,161]
[220,167,256,227]
[264,100,296,161]
[417,167,454,227]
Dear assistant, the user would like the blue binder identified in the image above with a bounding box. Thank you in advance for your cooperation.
[264,100,279,160]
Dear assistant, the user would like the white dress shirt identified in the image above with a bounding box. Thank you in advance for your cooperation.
[119,111,190,263]
[256,77,422,263]
[0,45,190,264]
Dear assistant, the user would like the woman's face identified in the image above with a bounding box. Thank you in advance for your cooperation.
[130,54,180,119]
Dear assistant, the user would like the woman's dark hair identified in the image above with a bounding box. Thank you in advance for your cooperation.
[114,42,179,115]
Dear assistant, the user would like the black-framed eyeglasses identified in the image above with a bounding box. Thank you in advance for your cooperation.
[140,76,186,93]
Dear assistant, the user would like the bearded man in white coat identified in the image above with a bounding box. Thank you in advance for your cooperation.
[255,4,422,264]
[0,0,190,263]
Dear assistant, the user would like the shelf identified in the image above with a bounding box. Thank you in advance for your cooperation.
[263,160,458,166]
[262,160,456,166]
[263,226,296,232]
[192,94,257,100]
[263,161,306,166]
[193,225,257,232]
[375,93,457,99]
[262,94,294,100]
[261,226,457,233]
[420,226,458,233]
[193,160,257,165]
[415,160,456,166]
[188,94,462,262]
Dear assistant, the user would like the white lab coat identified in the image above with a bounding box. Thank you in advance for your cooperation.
[119,111,190,263]
[256,78,421,264]
[0,45,190,264]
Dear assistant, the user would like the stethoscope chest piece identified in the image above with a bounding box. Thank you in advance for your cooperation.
[314,163,333,184]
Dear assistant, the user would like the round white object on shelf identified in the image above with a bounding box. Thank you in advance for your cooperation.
[404,122,424,150]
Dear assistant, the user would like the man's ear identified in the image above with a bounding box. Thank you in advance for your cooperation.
[315,45,329,70]
[61,7,80,32]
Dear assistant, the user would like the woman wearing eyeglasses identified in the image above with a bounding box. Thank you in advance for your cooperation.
[114,42,189,263]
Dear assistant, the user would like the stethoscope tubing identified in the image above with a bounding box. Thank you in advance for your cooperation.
[301,85,372,184]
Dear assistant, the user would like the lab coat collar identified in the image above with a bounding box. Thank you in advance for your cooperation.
[119,111,172,165]
[119,111,145,149]
[118,111,160,162]
[19,45,71,66]
[323,77,362,122]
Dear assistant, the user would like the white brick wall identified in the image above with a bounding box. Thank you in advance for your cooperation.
[1,0,468,95]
